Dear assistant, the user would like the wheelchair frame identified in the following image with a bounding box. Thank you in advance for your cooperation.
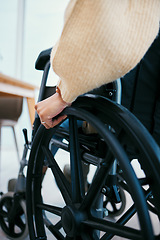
[0,49,160,240]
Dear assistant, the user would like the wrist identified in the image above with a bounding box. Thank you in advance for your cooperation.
[56,87,71,107]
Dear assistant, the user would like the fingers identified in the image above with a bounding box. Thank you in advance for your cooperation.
[41,115,67,129]
[41,121,50,129]
[51,115,67,128]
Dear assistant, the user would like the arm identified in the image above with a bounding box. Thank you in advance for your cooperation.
[52,0,160,103]
[36,0,160,128]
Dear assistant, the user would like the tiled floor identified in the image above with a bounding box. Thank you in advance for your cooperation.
[0,138,160,239]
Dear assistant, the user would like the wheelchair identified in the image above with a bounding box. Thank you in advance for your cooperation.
[1,48,160,240]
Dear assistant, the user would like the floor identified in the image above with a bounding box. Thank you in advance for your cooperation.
[0,128,160,240]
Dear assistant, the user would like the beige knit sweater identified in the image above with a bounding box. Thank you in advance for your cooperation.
[51,0,160,103]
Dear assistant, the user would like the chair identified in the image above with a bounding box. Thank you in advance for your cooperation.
[0,96,23,163]
[26,49,160,239]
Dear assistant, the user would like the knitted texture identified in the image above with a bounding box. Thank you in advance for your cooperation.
[51,0,160,103]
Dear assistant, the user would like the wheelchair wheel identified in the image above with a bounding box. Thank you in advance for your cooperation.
[103,187,126,217]
[26,95,160,240]
[0,192,28,240]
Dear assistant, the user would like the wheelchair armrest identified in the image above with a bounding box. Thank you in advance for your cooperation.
[35,48,52,70]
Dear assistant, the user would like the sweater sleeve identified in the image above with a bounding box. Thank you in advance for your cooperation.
[51,0,160,103]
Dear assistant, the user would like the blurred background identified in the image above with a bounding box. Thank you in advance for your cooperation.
[0,0,69,192]
[0,3,71,238]
[0,0,69,84]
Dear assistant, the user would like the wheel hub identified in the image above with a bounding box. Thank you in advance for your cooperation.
[61,205,86,237]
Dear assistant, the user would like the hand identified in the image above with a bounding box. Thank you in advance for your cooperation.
[35,92,70,129]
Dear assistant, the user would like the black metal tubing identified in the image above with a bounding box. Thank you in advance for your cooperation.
[32,61,50,140]
[69,116,85,203]
[37,61,50,102]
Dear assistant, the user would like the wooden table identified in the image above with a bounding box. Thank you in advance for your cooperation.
[0,73,38,125]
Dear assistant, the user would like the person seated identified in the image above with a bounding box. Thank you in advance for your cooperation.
[35,1,160,130]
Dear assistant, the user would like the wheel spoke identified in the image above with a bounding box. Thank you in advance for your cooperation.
[42,146,72,205]
[82,217,142,240]
[37,203,62,216]
[46,221,65,240]
[15,215,25,231]
[80,150,114,211]
[69,116,85,203]
[9,221,15,234]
